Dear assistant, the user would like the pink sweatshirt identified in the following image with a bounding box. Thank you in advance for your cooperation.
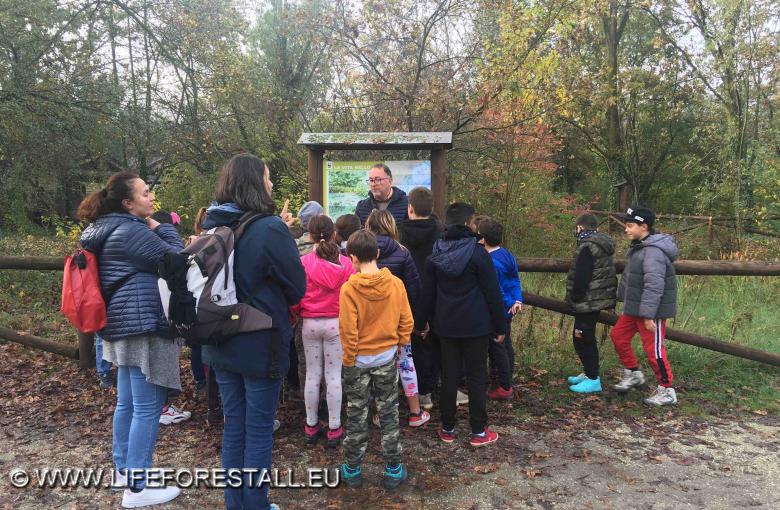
[295,251,355,318]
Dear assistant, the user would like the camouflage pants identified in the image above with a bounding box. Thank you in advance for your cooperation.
[342,359,401,467]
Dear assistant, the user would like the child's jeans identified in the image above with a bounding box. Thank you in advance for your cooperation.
[95,333,112,377]
[342,359,401,467]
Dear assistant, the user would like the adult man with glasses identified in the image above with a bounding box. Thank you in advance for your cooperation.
[354,163,409,225]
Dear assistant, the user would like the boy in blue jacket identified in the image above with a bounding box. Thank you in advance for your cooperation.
[477,217,522,399]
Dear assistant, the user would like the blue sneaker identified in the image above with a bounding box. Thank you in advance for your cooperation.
[567,373,587,385]
[569,377,602,393]
[382,463,407,490]
[339,463,363,488]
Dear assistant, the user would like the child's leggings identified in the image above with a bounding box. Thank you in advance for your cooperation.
[397,343,418,397]
[301,318,342,429]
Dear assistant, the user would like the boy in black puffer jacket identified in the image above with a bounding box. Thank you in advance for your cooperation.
[564,213,617,394]
[417,203,505,447]
[610,206,679,406]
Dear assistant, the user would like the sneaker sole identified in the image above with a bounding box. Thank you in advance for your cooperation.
[409,416,431,428]
[470,434,499,447]
[382,473,407,490]
[438,433,456,444]
[159,416,190,425]
[122,491,180,508]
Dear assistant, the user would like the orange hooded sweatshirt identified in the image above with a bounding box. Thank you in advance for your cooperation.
[339,267,413,367]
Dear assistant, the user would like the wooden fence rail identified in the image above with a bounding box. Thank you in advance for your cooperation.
[2,256,779,276]
[522,293,780,368]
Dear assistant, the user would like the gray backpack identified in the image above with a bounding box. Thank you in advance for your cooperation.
[170,212,273,345]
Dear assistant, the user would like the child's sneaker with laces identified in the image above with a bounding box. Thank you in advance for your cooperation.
[382,463,408,490]
[613,369,645,392]
[486,386,513,400]
[159,405,191,425]
[418,393,433,410]
[469,427,499,447]
[304,423,322,445]
[437,427,456,443]
[567,373,587,385]
[326,426,344,448]
[408,410,430,428]
[643,385,677,406]
[339,463,363,488]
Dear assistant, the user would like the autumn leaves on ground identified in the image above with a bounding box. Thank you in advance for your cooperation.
[1,340,778,510]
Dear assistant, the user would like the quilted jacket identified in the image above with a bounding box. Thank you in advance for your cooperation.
[80,213,184,341]
[376,234,421,311]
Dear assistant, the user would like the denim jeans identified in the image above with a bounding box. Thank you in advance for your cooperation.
[215,369,281,510]
[190,343,206,384]
[95,334,112,377]
[113,365,168,490]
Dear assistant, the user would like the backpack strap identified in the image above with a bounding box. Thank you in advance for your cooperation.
[232,211,270,241]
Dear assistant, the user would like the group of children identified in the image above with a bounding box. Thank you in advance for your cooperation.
[95,184,680,491]
[285,188,529,489]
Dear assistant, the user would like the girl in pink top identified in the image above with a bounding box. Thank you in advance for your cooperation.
[296,214,354,447]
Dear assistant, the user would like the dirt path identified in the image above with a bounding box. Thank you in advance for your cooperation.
[1,342,778,509]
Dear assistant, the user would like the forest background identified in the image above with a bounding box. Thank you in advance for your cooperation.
[1,0,779,412]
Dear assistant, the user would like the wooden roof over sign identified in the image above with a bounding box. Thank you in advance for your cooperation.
[297,132,453,150]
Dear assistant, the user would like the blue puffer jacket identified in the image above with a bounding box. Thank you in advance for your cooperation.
[376,234,421,310]
[202,207,306,379]
[80,213,184,341]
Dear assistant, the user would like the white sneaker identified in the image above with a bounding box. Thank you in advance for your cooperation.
[110,471,127,491]
[122,486,181,508]
[159,405,191,425]
[613,369,645,393]
[456,390,469,406]
[644,386,677,406]
[270,504,280,510]
[419,393,433,410]
[273,419,281,433]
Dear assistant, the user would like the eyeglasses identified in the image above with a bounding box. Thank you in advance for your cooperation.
[366,177,389,184]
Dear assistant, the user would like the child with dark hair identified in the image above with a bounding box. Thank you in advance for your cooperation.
[417,203,505,447]
[294,214,354,447]
[398,187,442,410]
[611,206,679,406]
[335,214,362,255]
[476,217,523,400]
[564,213,617,394]
[339,230,413,490]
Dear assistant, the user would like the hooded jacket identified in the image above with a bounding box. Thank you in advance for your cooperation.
[489,247,523,318]
[417,224,506,339]
[80,213,183,340]
[565,232,617,314]
[376,234,421,310]
[354,186,409,225]
[398,217,442,276]
[296,251,354,318]
[618,233,678,319]
[339,268,413,367]
[201,205,306,378]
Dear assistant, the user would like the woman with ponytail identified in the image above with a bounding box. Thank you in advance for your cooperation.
[294,214,354,447]
[78,172,183,508]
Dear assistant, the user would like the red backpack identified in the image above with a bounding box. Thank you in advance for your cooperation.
[61,249,107,333]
